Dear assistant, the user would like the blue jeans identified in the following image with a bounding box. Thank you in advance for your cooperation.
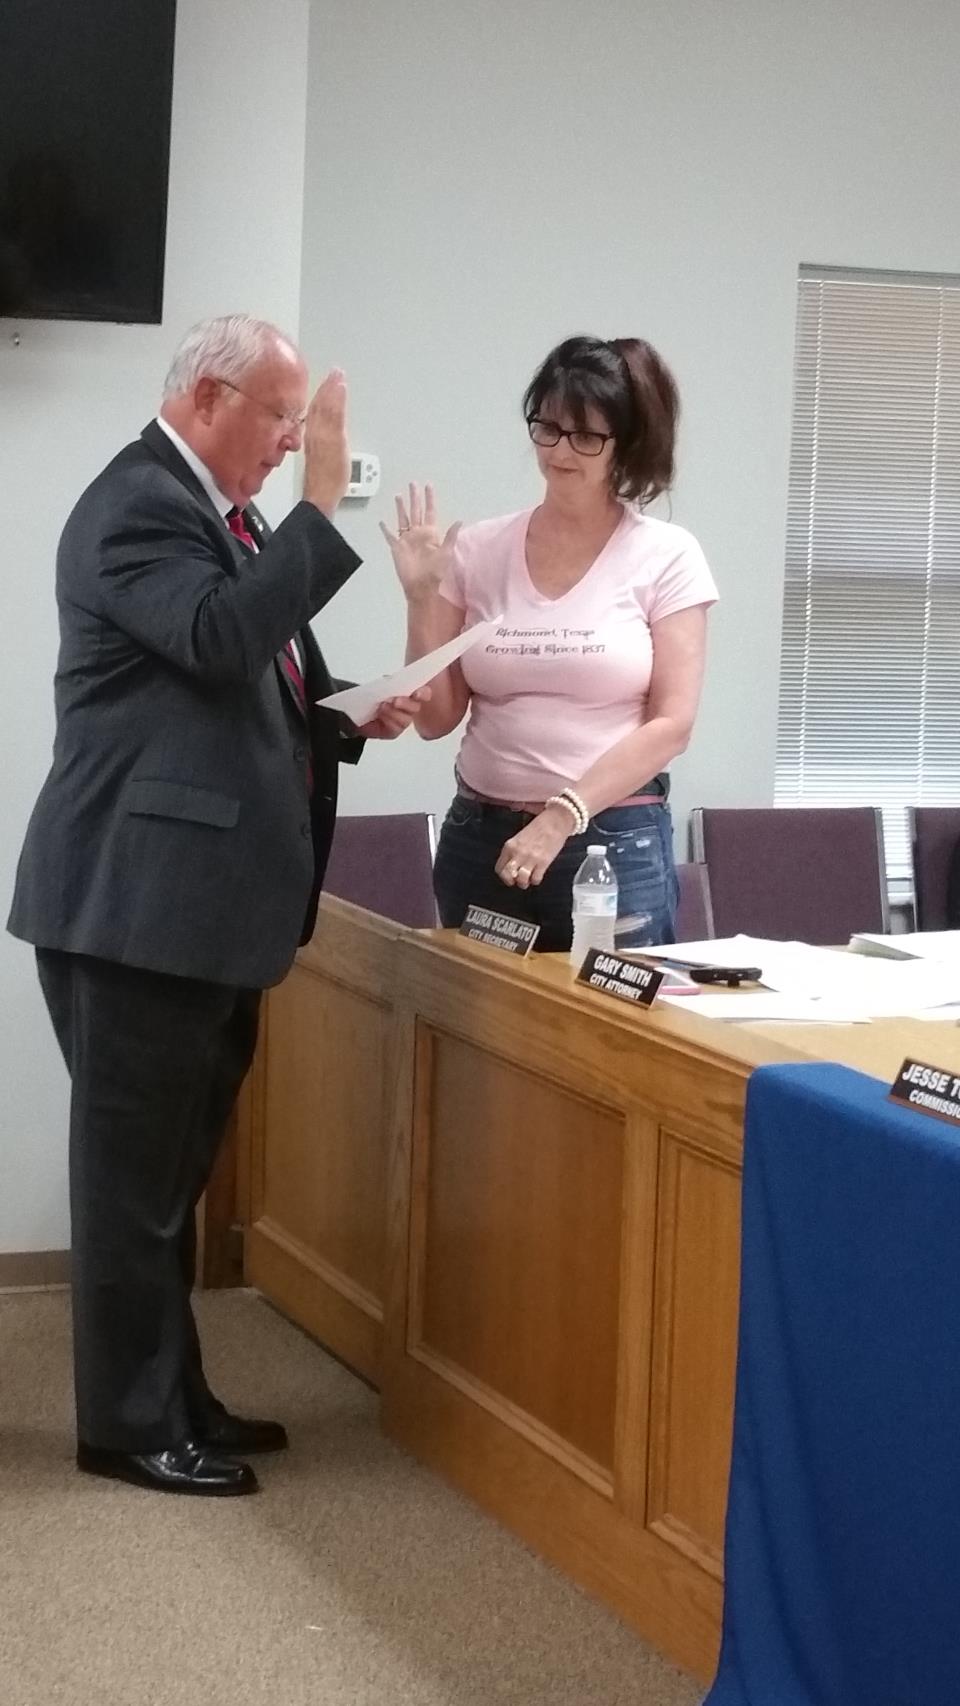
[433,797,678,954]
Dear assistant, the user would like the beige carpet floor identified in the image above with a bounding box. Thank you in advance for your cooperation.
[0,1288,702,1706]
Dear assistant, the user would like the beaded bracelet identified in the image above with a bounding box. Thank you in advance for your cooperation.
[545,790,589,835]
[560,788,590,832]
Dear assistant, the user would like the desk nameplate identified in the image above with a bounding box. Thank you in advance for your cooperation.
[889,1057,960,1129]
[577,948,665,1007]
[459,905,540,956]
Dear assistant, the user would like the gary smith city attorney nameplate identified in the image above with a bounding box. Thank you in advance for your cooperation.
[576,948,665,1006]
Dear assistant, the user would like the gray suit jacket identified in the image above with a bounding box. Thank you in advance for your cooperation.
[8,421,364,988]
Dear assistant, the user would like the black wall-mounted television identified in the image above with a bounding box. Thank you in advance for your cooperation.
[0,0,177,325]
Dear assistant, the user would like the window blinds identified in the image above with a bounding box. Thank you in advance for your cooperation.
[775,267,960,880]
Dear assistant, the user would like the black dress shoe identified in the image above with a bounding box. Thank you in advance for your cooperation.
[76,1439,258,1496]
[197,1411,289,1455]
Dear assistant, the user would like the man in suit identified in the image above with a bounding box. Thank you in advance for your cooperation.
[8,314,423,1496]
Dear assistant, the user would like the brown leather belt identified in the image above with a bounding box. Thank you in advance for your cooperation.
[456,781,665,813]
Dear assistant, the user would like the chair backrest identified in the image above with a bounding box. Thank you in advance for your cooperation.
[323,812,438,928]
[690,807,889,945]
[910,808,960,930]
[674,862,716,941]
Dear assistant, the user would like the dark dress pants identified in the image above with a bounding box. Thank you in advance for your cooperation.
[36,949,261,1453]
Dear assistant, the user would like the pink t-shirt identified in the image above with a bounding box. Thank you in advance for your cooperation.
[439,504,718,800]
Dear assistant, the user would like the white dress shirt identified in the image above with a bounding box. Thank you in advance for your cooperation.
[155,414,233,518]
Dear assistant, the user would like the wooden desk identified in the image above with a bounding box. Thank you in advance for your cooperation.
[239,898,960,1682]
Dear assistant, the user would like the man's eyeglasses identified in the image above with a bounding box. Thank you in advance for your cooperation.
[216,378,307,432]
[526,416,614,457]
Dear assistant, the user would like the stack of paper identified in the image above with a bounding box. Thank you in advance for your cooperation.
[659,992,871,1024]
[644,935,960,1022]
[849,930,960,963]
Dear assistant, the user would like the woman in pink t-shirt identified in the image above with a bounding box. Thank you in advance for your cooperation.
[382,335,718,951]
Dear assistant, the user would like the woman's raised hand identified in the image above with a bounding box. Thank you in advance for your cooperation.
[380,483,461,601]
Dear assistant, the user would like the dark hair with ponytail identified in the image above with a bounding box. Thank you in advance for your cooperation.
[521,334,679,507]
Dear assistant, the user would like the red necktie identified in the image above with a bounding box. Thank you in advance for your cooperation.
[226,508,312,790]
[278,639,308,720]
[225,506,256,549]
[280,641,313,793]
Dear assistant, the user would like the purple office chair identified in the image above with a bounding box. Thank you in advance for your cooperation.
[674,862,716,941]
[909,808,960,930]
[323,812,438,928]
[690,807,889,945]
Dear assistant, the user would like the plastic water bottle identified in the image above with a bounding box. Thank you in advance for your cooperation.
[570,845,618,970]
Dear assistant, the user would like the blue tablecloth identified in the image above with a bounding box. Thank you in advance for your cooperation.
[703,1061,960,1706]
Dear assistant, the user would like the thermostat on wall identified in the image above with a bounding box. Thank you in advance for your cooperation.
[346,453,380,498]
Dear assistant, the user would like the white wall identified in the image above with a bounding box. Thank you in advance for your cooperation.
[0,0,311,1251]
[299,0,960,835]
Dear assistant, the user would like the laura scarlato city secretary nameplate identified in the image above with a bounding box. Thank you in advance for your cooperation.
[458,905,540,957]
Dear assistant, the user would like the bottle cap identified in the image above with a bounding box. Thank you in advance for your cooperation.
[587,844,606,855]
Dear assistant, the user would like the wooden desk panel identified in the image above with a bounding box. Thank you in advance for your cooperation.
[648,1131,742,1576]
[243,900,401,1384]
[413,1028,625,1475]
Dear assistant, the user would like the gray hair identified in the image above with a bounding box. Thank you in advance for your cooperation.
[162,314,300,399]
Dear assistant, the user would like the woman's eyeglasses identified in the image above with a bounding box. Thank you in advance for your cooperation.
[526,417,614,457]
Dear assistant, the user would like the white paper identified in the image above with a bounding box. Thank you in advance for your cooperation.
[849,930,960,963]
[646,934,960,1018]
[615,951,698,991]
[659,992,868,1023]
[316,616,502,726]
[641,935,774,969]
